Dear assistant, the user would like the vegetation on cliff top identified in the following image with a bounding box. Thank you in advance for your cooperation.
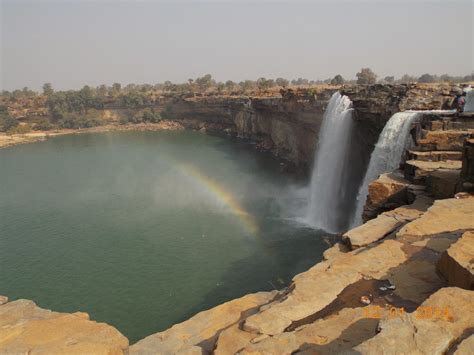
[1,69,472,133]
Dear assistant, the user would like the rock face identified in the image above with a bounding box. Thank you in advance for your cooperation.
[0,299,129,354]
[361,172,412,222]
[437,231,474,289]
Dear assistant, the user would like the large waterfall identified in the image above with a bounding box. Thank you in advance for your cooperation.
[350,111,421,227]
[306,92,354,233]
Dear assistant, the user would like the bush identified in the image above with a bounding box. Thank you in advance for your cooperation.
[33,118,54,131]
[7,124,31,135]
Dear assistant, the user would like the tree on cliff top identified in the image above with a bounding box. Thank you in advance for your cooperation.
[418,73,437,83]
[330,75,345,85]
[356,68,377,85]
[275,78,289,87]
[42,83,54,96]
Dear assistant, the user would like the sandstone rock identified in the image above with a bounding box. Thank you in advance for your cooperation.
[461,138,474,189]
[427,169,462,198]
[455,335,474,354]
[404,159,462,183]
[130,291,277,354]
[242,240,407,335]
[354,287,474,354]
[417,129,474,151]
[343,215,401,250]
[322,242,349,260]
[240,307,379,354]
[397,197,474,239]
[214,324,256,355]
[0,296,8,305]
[362,172,410,221]
[344,195,432,250]
[0,299,129,354]
[408,150,463,161]
[437,231,474,289]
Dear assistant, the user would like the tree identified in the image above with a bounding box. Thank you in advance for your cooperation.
[195,74,214,92]
[383,76,395,84]
[356,68,377,84]
[330,74,345,85]
[257,77,273,92]
[42,83,54,96]
[110,83,122,97]
[418,73,436,83]
[275,78,289,87]
[398,74,417,84]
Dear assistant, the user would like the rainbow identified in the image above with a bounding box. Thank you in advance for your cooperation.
[177,164,259,235]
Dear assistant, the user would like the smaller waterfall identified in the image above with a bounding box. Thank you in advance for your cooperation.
[350,111,421,227]
[306,92,353,233]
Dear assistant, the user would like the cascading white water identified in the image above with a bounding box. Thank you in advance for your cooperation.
[306,92,354,233]
[350,111,421,227]
[464,90,474,112]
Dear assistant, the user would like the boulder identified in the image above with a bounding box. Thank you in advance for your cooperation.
[0,299,129,354]
[437,231,474,289]
[344,195,432,250]
[362,172,410,221]
[130,291,277,354]
[426,169,462,198]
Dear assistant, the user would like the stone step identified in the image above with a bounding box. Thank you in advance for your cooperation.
[404,159,462,184]
[426,169,462,198]
[408,150,462,161]
[416,130,474,152]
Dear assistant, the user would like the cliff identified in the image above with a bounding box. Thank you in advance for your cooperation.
[1,84,472,354]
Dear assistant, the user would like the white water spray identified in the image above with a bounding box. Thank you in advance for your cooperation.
[306,92,354,233]
[350,111,421,227]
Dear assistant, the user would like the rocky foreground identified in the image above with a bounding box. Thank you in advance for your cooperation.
[1,94,473,354]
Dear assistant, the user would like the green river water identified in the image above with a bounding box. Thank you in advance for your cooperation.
[0,131,331,343]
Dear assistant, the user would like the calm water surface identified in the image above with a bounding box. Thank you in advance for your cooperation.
[0,131,330,343]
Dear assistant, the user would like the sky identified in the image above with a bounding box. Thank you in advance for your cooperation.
[1,0,473,91]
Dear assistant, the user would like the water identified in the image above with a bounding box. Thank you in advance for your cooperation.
[0,131,331,343]
[350,111,421,227]
[306,92,354,233]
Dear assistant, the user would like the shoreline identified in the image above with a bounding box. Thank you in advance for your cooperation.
[0,121,185,149]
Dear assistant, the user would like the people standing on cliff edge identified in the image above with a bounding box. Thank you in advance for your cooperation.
[452,87,466,112]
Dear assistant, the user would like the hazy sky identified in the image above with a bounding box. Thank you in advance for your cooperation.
[1,0,473,91]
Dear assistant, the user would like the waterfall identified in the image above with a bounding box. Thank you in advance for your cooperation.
[464,90,474,112]
[306,92,354,233]
[350,111,421,227]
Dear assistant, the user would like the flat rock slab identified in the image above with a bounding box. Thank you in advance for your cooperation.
[0,299,129,354]
[343,214,402,250]
[344,195,432,250]
[130,291,277,355]
[437,231,474,289]
[455,335,474,354]
[242,240,407,335]
[408,150,463,161]
[397,196,474,239]
[354,287,474,354]
[405,159,462,183]
[240,307,379,354]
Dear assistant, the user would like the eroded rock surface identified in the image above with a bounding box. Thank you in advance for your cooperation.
[130,291,277,354]
[0,299,129,354]
[437,231,474,289]
[355,287,474,355]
